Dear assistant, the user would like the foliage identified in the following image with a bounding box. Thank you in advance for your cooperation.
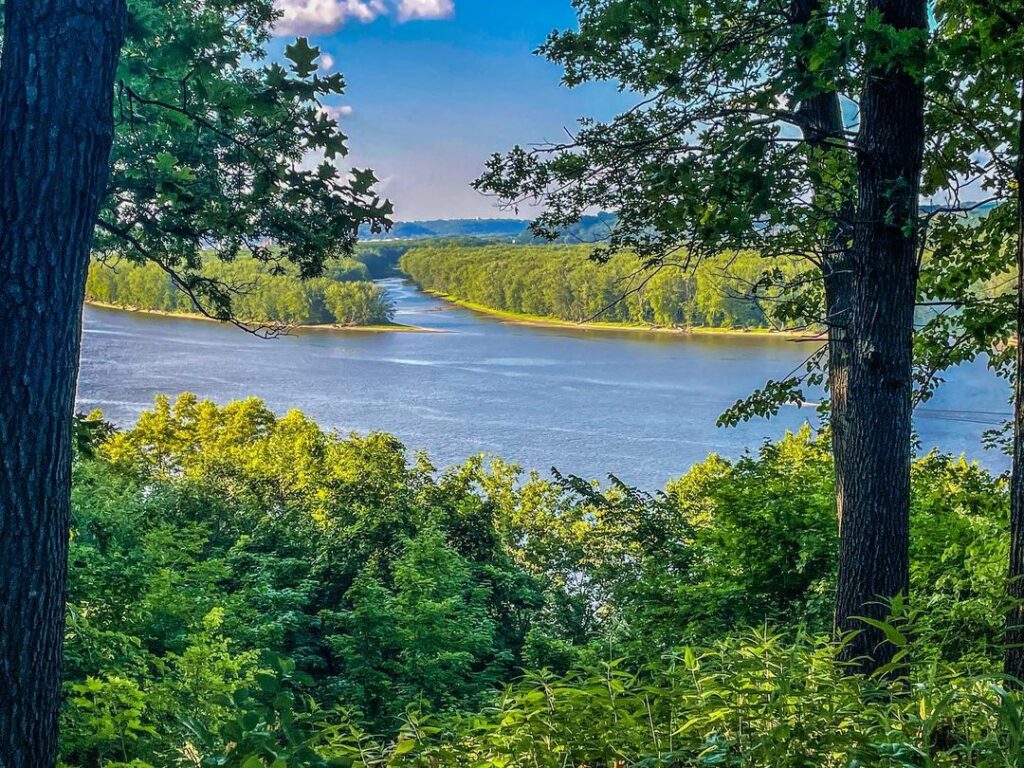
[470,0,1011,422]
[401,244,791,329]
[62,395,547,763]
[0,0,393,319]
[473,0,865,294]
[76,0,391,320]
[59,397,1014,766]
[380,620,1024,768]
[911,0,1023,402]
[85,257,394,326]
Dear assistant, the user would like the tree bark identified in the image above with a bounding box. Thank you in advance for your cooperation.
[788,0,853,576]
[823,248,853,521]
[0,0,125,763]
[1004,68,1024,683]
[834,0,927,672]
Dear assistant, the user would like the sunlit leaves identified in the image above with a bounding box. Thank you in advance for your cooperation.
[94,0,392,324]
[62,393,1015,764]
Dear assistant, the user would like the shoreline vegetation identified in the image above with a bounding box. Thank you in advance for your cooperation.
[84,256,402,329]
[428,291,816,339]
[84,292,815,340]
[84,244,826,340]
[83,300,430,333]
[399,244,819,339]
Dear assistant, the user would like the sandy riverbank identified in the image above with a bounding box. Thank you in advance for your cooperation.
[426,292,818,341]
[84,301,433,333]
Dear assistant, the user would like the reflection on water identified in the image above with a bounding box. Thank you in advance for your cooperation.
[77,278,1011,488]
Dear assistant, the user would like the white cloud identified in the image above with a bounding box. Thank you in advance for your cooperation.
[276,0,452,35]
[396,0,454,21]
[319,104,356,122]
[276,0,385,35]
[319,53,335,71]
[319,104,354,121]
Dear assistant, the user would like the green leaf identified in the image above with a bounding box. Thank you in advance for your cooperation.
[285,37,320,78]
[393,738,417,755]
[854,616,908,648]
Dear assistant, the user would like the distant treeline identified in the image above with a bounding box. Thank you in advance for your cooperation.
[515,212,620,245]
[359,218,528,241]
[366,208,998,245]
[85,257,394,326]
[354,238,504,277]
[401,244,782,328]
[358,214,619,244]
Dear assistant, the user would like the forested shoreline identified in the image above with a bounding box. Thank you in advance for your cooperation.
[86,242,812,336]
[85,258,397,327]
[401,245,791,330]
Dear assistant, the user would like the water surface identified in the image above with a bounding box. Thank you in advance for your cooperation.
[78,278,1011,488]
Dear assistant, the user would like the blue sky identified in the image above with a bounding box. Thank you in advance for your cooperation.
[270,1,632,220]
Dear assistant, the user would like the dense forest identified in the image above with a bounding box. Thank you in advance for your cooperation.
[85,258,395,327]
[401,245,787,329]
[59,396,1015,765]
[90,237,777,330]
[355,239,520,278]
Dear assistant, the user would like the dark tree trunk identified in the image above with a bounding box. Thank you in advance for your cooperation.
[1005,69,1024,683]
[0,0,125,763]
[824,249,853,519]
[789,0,854,569]
[834,0,927,672]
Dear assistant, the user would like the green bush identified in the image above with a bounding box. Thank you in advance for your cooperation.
[60,397,1013,766]
[191,619,1024,767]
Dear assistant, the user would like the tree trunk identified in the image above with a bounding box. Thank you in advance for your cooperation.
[834,0,927,672]
[824,249,853,522]
[1004,69,1024,683]
[788,0,854,573]
[0,0,125,763]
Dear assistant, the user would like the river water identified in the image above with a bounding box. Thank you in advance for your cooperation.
[77,277,1012,489]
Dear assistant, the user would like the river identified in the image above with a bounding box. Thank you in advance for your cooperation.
[77,277,1012,489]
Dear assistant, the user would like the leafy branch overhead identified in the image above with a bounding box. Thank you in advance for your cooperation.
[475,0,1022,419]
[91,0,392,328]
[473,0,868,421]
[476,0,863,265]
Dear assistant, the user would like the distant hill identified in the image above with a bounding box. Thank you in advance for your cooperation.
[364,205,1001,245]
[921,201,999,221]
[359,213,619,243]
[359,218,529,241]
[515,212,619,244]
